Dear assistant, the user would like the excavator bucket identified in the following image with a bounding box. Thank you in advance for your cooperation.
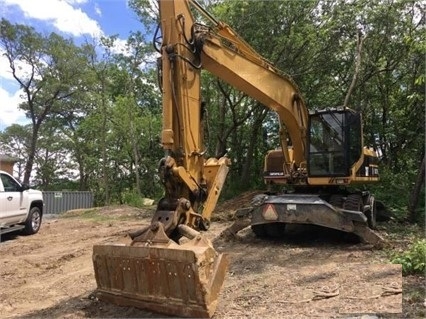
[92,223,228,318]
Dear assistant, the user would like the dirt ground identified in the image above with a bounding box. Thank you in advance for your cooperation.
[0,199,424,319]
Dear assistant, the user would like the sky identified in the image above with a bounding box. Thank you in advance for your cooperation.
[0,0,145,131]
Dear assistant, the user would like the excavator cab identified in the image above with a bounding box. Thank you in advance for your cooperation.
[308,108,361,177]
[264,108,378,184]
[307,108,379,182]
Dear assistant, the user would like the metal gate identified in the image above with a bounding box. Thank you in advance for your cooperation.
[42,191,94,214]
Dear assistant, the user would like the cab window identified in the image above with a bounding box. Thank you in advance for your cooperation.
[308,112,347,176]
[0,173,21,192]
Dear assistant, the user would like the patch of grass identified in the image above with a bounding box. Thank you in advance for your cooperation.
[60,208,114,222]
[379,220,424,241]
[75,209,113,222]
[376,220,424,267]
[58,206,154,222]
[406,288,425,304]
[122,191,156,208]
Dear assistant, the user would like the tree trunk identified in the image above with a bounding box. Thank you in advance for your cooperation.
[344,29,366,108]
[214,91,227,158]
[408,154,425,222]
[23,124,40,184]
[76,151,85,190]
[240,107,268,183]
[129,105,141,196]
[98,74,110,205]
[101,101,109,205]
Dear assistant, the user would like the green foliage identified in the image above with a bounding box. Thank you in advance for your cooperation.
[122,190,144,208]
[1,0,424,224]
[122,190,157,208]
[128,0,159,31]
[391,239,426,275]
[0,18,97,184]
[370,166,425,222]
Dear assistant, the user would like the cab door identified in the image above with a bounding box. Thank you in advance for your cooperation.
[0,172,26,226]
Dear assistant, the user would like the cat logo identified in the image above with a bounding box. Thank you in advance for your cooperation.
[262,204,278,221]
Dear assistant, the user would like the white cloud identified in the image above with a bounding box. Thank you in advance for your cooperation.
[1,0,103,38]
[0,85,27,128]
[110,38,129,56]
[94,3,102,17]
[65,0,88,4]
[0,54,14,82]
[0,49,31,129]
[0,48,39,82]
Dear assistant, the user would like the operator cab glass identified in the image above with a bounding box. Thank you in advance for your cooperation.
[308,109,362,177]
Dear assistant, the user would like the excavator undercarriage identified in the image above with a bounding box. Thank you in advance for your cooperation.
[225,193,383,246]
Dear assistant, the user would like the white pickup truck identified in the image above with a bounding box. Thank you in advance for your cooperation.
[0,170,44,236]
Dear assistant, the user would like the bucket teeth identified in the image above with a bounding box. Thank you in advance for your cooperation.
[92,234,228,318]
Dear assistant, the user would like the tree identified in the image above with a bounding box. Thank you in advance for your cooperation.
[408,155,425,222]
[32,123,75,189]
[112,31,159,196]
[0,19,92,184]
[0,124,31,179]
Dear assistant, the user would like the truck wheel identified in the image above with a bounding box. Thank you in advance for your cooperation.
[366,196,377,229]
[23,207,42,235]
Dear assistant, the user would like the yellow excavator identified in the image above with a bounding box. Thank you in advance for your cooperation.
[92,0,381,317]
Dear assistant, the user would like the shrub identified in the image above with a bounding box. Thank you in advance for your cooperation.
[122,190,153,208]
[391,239,426,275]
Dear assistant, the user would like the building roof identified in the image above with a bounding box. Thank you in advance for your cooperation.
[0,154,19,163]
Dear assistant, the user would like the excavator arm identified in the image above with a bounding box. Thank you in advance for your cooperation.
[92,3,238,317]
[153,0,233,235]
[151,0,311,237]
[197,20,309,173]
[159,0,309,188]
